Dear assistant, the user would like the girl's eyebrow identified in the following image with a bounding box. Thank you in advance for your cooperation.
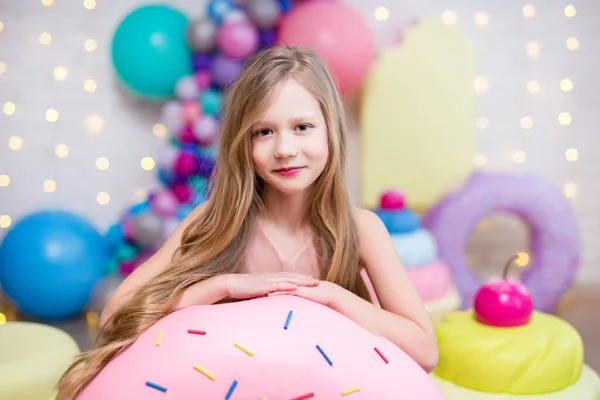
[253,116,317,129]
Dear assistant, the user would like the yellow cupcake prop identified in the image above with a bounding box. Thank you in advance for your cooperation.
[0,321,80,400]
[431,256,600,399]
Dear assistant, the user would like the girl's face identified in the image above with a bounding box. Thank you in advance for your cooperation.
[251,78,329,195]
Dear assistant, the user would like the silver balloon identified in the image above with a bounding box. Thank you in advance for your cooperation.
[131,212,165,248]
[246,0,281,29]
[88,274,125,316]
[186,18,217,52]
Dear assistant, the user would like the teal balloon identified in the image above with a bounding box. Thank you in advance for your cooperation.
[111,4,193,99]
[200,88,223,115]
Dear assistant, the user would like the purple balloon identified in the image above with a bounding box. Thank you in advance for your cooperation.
[422,170,581,313]
[193,53,213,71]
[197,154,216,177]
[158,145,179,169]
[259,27,277,47]
[212,55,243,87]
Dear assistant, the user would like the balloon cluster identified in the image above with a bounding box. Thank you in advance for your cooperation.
[103,0,294,279]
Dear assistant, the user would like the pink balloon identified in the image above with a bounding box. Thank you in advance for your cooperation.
[217,20,260,59]
[76,296,444,399]
[171,182,194,203]
[195,70,213,90]
[278,1,376,96]
[151,190,179,217]
[175,151,199,177]
[380,188,406,210]
[182,101,202,125]
[180,125,197,144]
[121,215,135,241]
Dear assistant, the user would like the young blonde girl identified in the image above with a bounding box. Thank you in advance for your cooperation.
[57,45,437,399]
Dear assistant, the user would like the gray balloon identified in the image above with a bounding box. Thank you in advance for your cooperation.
[246,0,281,29]
[88,274,125,315]
[132,212,165,248]
[186,18,217,52]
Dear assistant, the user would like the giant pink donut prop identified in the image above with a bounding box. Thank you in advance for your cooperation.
[422,171,580,312]
[77,296,443,399]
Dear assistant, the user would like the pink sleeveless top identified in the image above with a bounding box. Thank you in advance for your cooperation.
[239,219,380,305]
[240,219,321,278]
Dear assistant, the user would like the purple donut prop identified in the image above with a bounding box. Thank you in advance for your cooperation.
[422,170,580,312]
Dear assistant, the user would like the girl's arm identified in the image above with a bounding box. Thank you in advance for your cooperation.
[329,209,438,372]
[98,203,207,328]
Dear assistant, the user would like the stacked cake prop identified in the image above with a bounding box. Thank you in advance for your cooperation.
[431,255,600,399]
[374,189,461,323]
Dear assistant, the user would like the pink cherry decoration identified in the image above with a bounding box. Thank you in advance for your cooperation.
[473,255,534,327]
[380,188,406,210]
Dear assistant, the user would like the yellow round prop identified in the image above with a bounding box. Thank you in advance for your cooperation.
[360,16,476,210]
[0,321,80,400]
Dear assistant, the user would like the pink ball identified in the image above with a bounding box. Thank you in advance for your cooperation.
[278,1,376,96]
[380,189,406,210]
[180,125,197,144]
[151,190,180,217]
[174,151,199,177]
[217,20,260,59]
[171,182,194,203]
[182,101,202,125]
[195,70,213,90]
[193,115,219,145]
[76,296,445,399]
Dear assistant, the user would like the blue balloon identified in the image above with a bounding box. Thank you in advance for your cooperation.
[279,0,292,13]
[200,88,222,115]
[130,200,150,215]
[208,0,236,24]
[111,4,193,99]
[105,223,125,252]
[0,210,107,320]
[373,208,421,234]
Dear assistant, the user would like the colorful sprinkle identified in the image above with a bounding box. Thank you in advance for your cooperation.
[316,344,333,366]
[145,381,167,392]
[225,380,238,399]
[234,342,254,356]
[156,328,163,347]
[374,347,389,364]
[187,329,206,335]
[194,365,216,380]
[289,393,314,400]
[284,310,293,329]
[341,386,361,395]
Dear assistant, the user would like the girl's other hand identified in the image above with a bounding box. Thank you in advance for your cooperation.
[225,272,319,300]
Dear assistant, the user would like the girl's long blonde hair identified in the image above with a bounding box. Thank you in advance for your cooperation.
[56,45,370,399]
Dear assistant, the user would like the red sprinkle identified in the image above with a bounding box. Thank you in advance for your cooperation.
[289,393,314,400]
[374,347,389,364]
[187,329,206,335]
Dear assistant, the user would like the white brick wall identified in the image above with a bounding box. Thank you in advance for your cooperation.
[0,0,598,282]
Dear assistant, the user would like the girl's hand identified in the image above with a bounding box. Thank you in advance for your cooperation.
[225,272,320,300]
[268,280,337,307]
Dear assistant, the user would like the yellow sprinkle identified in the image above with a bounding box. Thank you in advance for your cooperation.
[194,365,216,380]
[234,342,254,356]
[156,328,162,346]
[341,386,361,395]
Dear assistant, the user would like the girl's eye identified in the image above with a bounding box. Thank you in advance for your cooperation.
[255,129,272,137]
[296,124,310,132]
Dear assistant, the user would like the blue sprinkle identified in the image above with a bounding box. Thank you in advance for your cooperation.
[146,381,167,393]
[284,310,293,330]
[225,380,238,399]
[316,344,333,366]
